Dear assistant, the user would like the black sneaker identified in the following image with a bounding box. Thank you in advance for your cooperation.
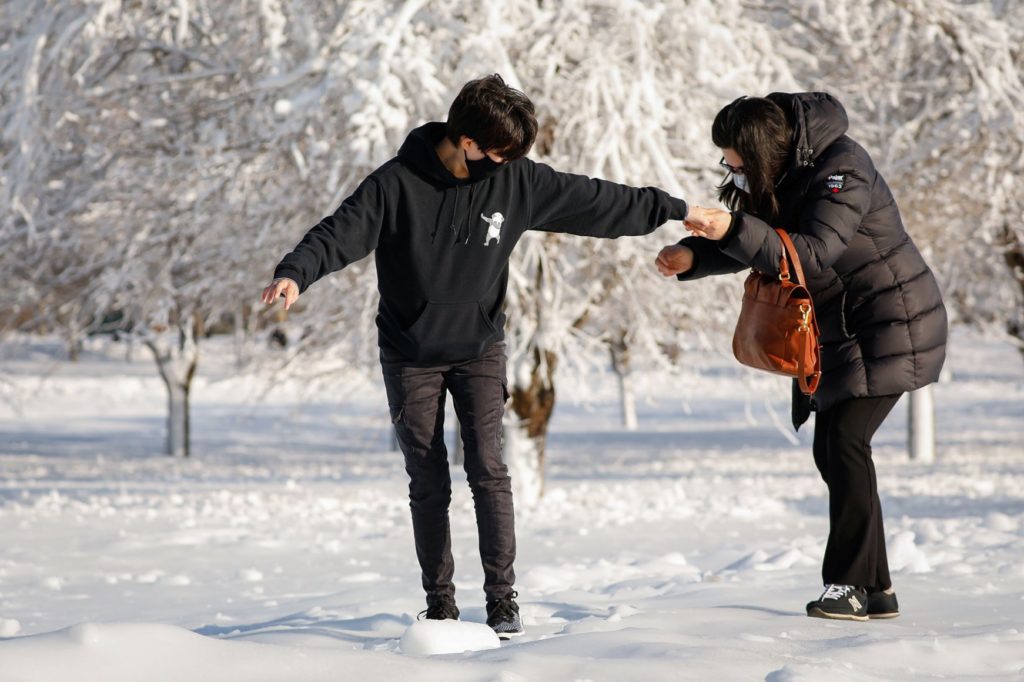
[806,584,869,621]
[867,590,899,619]
[418,594,460,621]
[486,591,524,639]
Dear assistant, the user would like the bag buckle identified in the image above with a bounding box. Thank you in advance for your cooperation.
[798,302,812,331]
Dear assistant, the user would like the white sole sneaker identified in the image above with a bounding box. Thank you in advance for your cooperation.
[807,606,869,622]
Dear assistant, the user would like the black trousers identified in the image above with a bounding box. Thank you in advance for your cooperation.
[812,394,901,591]
[380,341,515,602]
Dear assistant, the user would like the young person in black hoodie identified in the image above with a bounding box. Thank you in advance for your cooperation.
[262,74,689,638]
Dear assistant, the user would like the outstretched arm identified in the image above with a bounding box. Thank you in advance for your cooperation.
[527,161,687,238]
[268,176,386,301]
[684,165,872,277]
[655,204,747,280]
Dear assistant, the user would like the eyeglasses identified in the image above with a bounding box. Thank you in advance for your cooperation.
[719,157,745,175]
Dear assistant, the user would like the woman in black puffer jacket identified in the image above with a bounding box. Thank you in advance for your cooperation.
[656,92,947,621]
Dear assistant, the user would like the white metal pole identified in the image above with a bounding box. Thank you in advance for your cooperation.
[908,385,936,463]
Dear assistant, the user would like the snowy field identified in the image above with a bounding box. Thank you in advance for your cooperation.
[1,332,1022,681]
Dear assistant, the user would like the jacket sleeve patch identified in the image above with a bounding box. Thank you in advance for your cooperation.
[826,174,846,193]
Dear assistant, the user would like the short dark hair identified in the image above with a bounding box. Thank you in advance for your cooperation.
[712,96,793,221]
[446,74,537,161]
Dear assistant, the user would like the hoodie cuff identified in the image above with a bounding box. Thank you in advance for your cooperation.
[669,197,689,221]
[675,236,699,281]
[273,267,305,293]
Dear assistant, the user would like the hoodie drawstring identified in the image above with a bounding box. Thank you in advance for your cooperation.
[437,185,459,245]
[432,183,476,247]
[431,187,448,243]
[449,184,476,247]
[463,185,474,245]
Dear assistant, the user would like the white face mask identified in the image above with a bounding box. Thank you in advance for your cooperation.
[733,173,750,193]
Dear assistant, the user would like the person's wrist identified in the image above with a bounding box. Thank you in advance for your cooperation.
[716,212,738,246]
[273,269,302,287]
[671,197,689,221]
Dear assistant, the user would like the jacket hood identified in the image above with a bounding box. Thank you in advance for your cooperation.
[397,121,480,187]
[767,92,849,169]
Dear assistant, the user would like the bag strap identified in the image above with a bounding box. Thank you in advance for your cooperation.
[796,344,820,394]
[774,228,808,287]
[780,228,820,395]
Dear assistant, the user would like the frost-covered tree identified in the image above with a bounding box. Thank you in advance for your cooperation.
[0,0,363,455]
[489,0,801,498]
[250,0,803,499]
[4,0,1020,473]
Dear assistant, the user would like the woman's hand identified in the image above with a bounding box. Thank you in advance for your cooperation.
[655,244,694,277]
[684,205,733,241]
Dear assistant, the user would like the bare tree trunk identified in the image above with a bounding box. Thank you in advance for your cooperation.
[507,345,557,502]
[233,306,246,369]
[1001,223,1024,362]
[124,332,137,363]
[610,334,637,431]
[64,316,84,362]
[66,334,83,362]
[165,379,190,458]
[145,314,200,457]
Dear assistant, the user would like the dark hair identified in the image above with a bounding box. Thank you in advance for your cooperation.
[711,96,793,221]
[446,74,538,161]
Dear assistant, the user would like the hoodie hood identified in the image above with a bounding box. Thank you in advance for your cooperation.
[396,121,512,246]
[397,121,486,187]
[767,92,849,170]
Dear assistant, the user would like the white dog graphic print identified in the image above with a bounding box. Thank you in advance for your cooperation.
[481,212,504,246]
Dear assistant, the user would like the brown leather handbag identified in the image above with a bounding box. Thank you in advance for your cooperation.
[732,228,821,395]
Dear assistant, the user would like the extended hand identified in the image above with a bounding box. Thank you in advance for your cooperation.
[684,205,733,241]
[261,277,299,311]
[655,244,695,277]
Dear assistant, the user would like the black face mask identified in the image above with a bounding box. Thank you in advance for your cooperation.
[464,151,505,182]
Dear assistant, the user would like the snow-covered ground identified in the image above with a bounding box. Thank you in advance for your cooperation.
[1,333,1022,681]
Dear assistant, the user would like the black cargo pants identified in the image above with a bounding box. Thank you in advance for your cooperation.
[380,341,516,603]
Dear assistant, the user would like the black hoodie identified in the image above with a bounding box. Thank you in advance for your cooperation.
[676,92,946,416]
[274,121,688,363]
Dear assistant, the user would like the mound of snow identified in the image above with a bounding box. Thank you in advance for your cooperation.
[0,621,394,682]
[0,619,21,637]
[887,531,933,573]
[399,620,500,656]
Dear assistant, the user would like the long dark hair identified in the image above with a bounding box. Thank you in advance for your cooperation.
[711,96,793,221]
[446,74,538,161]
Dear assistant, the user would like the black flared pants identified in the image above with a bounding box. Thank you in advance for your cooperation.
[812,394,901,591]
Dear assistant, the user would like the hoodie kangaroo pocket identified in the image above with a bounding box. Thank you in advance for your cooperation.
[403,301,498,363]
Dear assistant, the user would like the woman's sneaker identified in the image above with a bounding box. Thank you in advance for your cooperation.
[486,591,524,639]
[806,584,869,621]
[867,590,900,619]
[418,594,460,621]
